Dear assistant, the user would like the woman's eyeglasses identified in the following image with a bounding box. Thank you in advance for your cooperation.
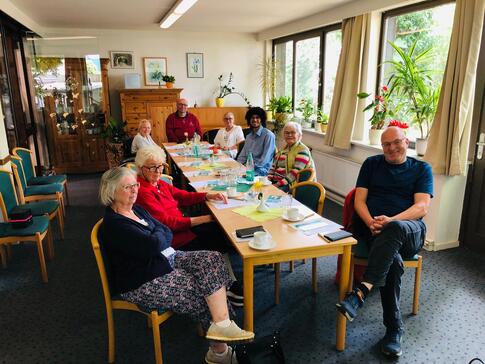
[121,182,140,191]
[143,165,164,173]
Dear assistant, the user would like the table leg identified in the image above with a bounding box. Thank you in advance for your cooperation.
[274,262,280,305]
[336,245,351,351]
[243,259,254,331]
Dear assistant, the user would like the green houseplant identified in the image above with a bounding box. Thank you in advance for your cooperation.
[258,57,281,120]
[102,116,128,168]
[315,107,329,133]
[268,95,293,136]
[357,85,393,144]
[162,74,175,88]
[296,99,315,129]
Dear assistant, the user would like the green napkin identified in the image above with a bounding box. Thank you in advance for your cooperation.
[232,205,285,222]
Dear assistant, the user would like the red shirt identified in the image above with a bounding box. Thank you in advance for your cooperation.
[165,112,202,143]
[135,176,206,248]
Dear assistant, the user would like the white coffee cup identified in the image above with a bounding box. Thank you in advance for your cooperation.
[287,207,300,220]
[253,231,270,248]
[227,187,237,197]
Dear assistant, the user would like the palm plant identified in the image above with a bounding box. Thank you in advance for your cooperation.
[386,40,439,139]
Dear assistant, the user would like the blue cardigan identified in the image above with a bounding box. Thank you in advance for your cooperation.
[100,205,173,295]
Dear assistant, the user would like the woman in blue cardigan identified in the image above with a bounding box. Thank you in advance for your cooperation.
[99,167,254,363]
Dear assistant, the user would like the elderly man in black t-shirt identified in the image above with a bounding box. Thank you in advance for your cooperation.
[337,126,433,357]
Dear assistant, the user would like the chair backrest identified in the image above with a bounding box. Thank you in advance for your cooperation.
[292,181,326,215]
[235,141,245,160]
[0,170,19,215]
[91,219,116,305]
[202,129,219,144]
[10,156,28,192]
[12,147,36,182]
[296,168,315,183]
[123,137,135,158]
[342,188,356,232]
[242,128,251,137]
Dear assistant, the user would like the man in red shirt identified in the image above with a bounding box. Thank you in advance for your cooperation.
[166,98,202,143]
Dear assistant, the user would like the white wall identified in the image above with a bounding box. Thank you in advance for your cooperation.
[38,28,265,120]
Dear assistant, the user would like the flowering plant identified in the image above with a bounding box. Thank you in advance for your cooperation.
[388,119,409,129]
[357,85,393,130]
[216,73,251,106]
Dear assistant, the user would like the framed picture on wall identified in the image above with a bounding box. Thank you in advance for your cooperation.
[186,53,204,78]
[143,57,168,86]
[110,51,134,69]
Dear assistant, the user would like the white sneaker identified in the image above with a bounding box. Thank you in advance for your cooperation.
[205,346,238,364]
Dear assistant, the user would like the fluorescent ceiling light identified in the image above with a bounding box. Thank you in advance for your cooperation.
[160,0,198,29]
[26,36,97,41]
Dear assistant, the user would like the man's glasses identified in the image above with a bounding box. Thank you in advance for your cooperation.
[121,182,140,191]
[143,165,164,173]
[381,138,406,148]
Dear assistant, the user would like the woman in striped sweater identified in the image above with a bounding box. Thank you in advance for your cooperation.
[267,122,315,192]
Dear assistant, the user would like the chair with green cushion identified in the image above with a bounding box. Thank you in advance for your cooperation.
[0,193,53,282]
[12,147,69,204]
[10,156,65,217]
[91,219,173,363]
[0,169,64,240]
[295,168,315,183]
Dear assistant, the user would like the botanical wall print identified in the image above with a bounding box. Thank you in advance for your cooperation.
[186,53,204,78]
[110,51,134,69]
[143,57,168,86]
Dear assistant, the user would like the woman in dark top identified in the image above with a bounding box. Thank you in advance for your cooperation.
[99,167,253,363]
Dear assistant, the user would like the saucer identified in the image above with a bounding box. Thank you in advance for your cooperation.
[248,239,276,251]
[282,212,305,222]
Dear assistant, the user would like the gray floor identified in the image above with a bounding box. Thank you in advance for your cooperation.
[0,174,484,363]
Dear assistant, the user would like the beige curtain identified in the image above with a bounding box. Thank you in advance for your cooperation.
[424,0,485,175]
[324,14,370,149]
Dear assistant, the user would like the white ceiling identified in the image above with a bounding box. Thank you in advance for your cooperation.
[12,0,355,33]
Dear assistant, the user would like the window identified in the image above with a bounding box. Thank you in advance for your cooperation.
[378,0,455,141]
[273,24,342,121]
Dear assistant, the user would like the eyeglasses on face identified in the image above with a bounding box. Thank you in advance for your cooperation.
[121,182,140,191]
[143,165,164,173]
[284,131,297,136]
[381,138,406,148]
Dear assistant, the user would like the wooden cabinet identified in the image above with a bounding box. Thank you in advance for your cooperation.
[44,58,111,174]
[120,88,182,144]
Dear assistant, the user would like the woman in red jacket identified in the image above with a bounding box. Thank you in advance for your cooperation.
[134,145,244,306]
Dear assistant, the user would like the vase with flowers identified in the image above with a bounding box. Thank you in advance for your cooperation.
[357,85,393,145]
[215,73,251,107]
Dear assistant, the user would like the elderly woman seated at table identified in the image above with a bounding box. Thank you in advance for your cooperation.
[267,121,315,192]
[99,167,254,363]
[213,112,245,158]
[131,119,157,154]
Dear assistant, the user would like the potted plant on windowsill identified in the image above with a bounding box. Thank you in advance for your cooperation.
[315,107,329,133]
[269,95,293,136]
[258,57,281,120]
[296,99,315,129]
[162,74,175,89]
[215,73,251,107]
[102,116,128,168]
[357,85,392,145]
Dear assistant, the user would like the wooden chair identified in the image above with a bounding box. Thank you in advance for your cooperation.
[91,219,173,364]
[0,193,53,282]
[0,169,64,241]
[10,156,65,217]
[12,147,69,205]
[274,181,326,304]
[295,168,315,183]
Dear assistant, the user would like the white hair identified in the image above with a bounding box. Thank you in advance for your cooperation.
[135,145,166,172]
[283,122,302,140]
[138,119,152,130]
[99,167,137,206]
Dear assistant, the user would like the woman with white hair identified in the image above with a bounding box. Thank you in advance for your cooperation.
[131,119,157,154]
[99,167,254,363]
[213,112,245,158]
[267,121,315,192]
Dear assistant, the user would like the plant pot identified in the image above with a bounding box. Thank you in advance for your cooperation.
[321,124,328,133]
[314,123,322,133]
[105,142,124,169]
[266,110,273,121]
[215,98,225,107]
[274,112,289,124]
[165,82,174,89]
[415,138,428,156]
[369,128,384,145]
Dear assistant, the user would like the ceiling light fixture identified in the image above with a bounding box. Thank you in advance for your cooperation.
[160,0,198,29]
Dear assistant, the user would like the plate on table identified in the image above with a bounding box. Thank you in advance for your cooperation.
[248,239,276,251]
[281,211,305,222]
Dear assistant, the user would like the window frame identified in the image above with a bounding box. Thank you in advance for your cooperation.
[272,22,341,111]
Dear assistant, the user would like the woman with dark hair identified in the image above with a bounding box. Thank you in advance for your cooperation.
[236,107,275,176]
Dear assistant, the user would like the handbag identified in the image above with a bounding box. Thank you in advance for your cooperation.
[9,207,33,229]
[235,331,286,364]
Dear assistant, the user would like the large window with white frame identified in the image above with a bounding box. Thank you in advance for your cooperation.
[378,0,455,141]
[273,24,342,123]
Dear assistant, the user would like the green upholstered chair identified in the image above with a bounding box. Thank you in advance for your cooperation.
[295,168,315,183]
[0,193,53,282]
[0,169,64,241]
[91,219,173,364]
[12,147,68,204]
[10,156,65,217]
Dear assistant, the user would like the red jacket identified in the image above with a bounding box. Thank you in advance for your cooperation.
[136,176,206,249]
[165,112,202,143]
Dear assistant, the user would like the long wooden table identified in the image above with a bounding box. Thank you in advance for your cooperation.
[163,143,356,351]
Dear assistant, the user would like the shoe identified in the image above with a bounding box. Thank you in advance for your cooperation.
[205,346,238,364]
[381,328,403,357]
[336,288,365,322]
[227,282,244,308]
[206,320,255,343]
